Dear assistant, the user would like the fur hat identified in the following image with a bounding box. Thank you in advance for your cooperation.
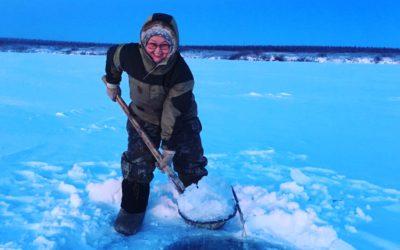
[141,23,174,48]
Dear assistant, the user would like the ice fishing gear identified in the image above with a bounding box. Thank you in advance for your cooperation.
[232,186,247,237]
[178,207,237,230]
[176,187,242,230]
[175,177,239,230]
[102,76,185,194]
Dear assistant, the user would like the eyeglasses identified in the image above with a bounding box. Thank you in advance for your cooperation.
[146,42,171,52]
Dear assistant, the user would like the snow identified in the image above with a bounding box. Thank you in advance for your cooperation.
[151,195,180,219]
[58,182,78,194]
[246,92,293,99]
[345,225,358,233]
[247,91,263,97]
[235,185,353,249]
[86,179,121,205]
[240,148,275,158]
[357,231,400,250]
[67,164,86,179]
[33,236,55,249]
[69,193,82,208]
[24,161,63,171]
[1,51,400,249]
[280,181,305,195]
[290,168,311,185]
[177,176,236,222]
[355,207,372,222]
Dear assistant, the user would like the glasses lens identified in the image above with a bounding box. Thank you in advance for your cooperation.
[160,44,170,52]
[147,42,170,52]
[147,43,157,51]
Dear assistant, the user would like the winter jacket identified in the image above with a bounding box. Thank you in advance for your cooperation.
[104,14,198,148]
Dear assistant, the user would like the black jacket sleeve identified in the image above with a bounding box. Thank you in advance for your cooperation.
[160,56,198,149]
[105,45,124,85]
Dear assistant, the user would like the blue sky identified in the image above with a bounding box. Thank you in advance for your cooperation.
[1,0,399,47]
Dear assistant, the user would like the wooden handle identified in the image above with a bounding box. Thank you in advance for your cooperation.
[102,76,185,193]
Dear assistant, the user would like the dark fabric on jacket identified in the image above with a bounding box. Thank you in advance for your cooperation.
[105,43,197,145]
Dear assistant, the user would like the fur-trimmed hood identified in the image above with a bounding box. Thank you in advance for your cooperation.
[139,13,180,74]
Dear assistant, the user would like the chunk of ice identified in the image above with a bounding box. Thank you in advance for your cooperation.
[177,176,236,222]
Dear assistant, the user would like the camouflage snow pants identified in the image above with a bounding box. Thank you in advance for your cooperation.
[120,112,208,213]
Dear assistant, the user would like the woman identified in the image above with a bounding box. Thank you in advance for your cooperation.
[103,13,208,235]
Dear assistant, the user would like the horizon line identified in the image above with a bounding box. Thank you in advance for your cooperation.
[1,37,400,51]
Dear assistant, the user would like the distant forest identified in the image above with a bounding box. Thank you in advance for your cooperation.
[1,37,400,54]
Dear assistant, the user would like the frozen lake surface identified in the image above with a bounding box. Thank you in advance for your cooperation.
[0,52,399,249]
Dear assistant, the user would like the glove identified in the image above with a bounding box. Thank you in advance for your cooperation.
[106,83,121,102]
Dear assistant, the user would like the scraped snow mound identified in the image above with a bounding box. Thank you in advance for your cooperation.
[235,185,354,250]
[86,178,121,205]
[177,177,236,222]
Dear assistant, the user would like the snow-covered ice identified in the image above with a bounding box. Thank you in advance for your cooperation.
[177,176,236,222]
[0,52,399,249]
[86,178,121,205]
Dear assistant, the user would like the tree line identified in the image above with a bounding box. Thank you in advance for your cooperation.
[1,37,399,54]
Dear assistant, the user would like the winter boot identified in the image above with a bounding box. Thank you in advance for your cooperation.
[114,208,145,236]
